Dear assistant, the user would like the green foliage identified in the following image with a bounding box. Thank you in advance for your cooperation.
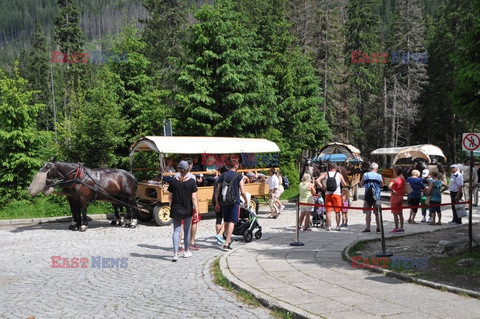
[176,0,276,137]
[59,67,127,167]
[450,0,480,127]
[108,20,169,167]
[0,64,50,206]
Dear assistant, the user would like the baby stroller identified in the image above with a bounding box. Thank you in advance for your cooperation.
[232,205,262,242]
[310,195,326,228]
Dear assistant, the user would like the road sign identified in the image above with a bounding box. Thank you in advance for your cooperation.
[462,133,480,151]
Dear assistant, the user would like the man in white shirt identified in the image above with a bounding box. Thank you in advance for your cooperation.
[449,164,464,224]
[266,168,282,218]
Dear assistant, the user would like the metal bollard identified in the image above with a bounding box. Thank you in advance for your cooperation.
[290,200,305,246]
[376,205,393,257]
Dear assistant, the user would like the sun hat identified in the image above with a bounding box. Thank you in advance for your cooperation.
[421,169,429,178]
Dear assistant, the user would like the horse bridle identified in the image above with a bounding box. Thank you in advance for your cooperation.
[42,162,84,188]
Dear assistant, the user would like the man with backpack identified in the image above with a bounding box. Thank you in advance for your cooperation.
[215,160,249,251]
[360,162,383,233]
[315,162,348,231]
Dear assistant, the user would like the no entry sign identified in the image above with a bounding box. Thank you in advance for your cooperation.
[462,133,480,151]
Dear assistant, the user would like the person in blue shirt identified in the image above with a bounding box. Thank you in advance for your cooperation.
[360,162,383,233]
[407,169,425,224]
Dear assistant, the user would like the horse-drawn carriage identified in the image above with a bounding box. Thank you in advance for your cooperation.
[130,136,280,225]
[306,142,365,200]
[371,144,447,188]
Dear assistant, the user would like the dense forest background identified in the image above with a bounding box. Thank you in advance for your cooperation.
[0,0,479,206]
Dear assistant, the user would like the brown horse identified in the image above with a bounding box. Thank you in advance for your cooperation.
[28,159,138,231]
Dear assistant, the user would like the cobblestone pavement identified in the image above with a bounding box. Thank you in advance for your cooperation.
[0,206,288,319]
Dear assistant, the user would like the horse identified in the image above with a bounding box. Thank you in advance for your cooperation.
[28,158,138,231]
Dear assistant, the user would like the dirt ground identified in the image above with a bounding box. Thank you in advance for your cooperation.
[355,223,480,292]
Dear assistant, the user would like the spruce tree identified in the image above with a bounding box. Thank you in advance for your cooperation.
[176,0,276,137]
[19,21,51,131]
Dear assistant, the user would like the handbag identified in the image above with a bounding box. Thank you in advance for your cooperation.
[455,204,468,218]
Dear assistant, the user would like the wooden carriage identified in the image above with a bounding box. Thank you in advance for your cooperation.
[130,136,280,225]
[313,142,364,200]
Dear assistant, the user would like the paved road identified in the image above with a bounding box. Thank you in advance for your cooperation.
[0,211,281,319]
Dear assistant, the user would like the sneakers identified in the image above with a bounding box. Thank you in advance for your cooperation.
[222,244,233,251]
[183,251,192,258]
[421,217,426,223]
[178,246,184,252]
[340,223,348,228]
[189,243,200,250]
[362,228,371,233]
[397,229,405,232]
[215,234,225,244]
[389,228,399,234]
[326,227,331,231]
[376,228,381,233]
[335,226,341,231]
[280,205,285,211]
[427,217,433,223]
[172,253,179,262]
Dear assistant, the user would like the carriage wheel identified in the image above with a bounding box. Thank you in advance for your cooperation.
[249,197,259,214]
[352,184,358,201]
[137,207,153,222]
[153,205,173,226]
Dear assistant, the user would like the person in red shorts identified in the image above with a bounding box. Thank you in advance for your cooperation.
[388,167,405,233]
[316,162,347,231]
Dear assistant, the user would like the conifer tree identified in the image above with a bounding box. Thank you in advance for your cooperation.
[19,21,51,131]
[175,0,276,137]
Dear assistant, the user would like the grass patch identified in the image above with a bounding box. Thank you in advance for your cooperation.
[0,195,113,220]
[348,240,367,257]
[431,248,480,277]
[211,258,294,319]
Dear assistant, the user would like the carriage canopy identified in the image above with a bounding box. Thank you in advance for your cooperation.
[370,144,446,165]
[129,136,280,168]
[314,142,362,162]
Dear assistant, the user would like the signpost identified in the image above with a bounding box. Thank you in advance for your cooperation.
[461,133,480,252]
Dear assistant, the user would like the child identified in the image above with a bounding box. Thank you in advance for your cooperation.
[428,171,448,225]
[340,188,349,227]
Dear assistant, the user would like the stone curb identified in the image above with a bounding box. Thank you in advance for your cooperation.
[219,238,316,319]
[0,214,115,226]
[342,225,480,300]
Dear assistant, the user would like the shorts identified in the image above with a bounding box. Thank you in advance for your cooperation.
[408,197,420,213]
[222,203,240,223]
[363,200,380,214]
[192,212,201,224]
[325,194,342,213]
[390,195,404,214]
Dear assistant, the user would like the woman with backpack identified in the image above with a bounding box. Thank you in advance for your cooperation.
[315,162,347,231]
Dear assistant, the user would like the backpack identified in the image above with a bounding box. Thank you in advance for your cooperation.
[219,173,238,206]
[364,179,379,204]
[326,172,338,192]
[282,176,290,189]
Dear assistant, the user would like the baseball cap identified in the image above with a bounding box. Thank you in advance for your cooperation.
[421,169,429,178]
[450,164,460,169]
[178,160,189,171]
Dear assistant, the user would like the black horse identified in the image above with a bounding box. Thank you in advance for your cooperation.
[28,159,138,231]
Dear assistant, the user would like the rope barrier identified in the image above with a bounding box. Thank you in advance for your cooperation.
[298,200,471,211]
